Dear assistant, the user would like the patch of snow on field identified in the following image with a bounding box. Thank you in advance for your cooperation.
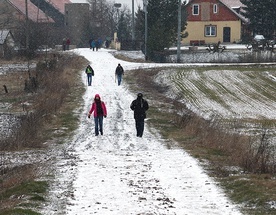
[0,114,20,139]
[155,69,276,121]
[0,63,36,75]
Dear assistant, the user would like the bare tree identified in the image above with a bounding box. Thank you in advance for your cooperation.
[87,0,132,42]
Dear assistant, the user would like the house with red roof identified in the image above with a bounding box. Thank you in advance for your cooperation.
[0,0,90,50]
[0,0,73,28]
[183,0,248,45]
[30,0,72,26]
[3,0,54,23]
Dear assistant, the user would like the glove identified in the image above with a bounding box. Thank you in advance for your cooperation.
[104,115,107,118]
[88,114,91,118]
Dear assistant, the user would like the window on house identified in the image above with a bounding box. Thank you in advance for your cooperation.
[213,4,218,13]
[193,4,199,15]
[205,25,216,36]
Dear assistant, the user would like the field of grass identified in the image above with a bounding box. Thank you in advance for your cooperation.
[125,65,276,215]
[1,52,275,214]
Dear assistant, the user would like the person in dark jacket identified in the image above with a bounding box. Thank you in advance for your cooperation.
[115,63,124,86]
[130,93,149,137]
[88,94,107,136]
[85,65,94,86]
[91,40,96,51]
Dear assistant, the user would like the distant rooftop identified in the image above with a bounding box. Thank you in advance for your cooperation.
[7,0,73,22]
[8,0,54,23]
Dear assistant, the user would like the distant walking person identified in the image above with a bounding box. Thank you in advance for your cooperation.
[89,38,93,49]
[115,63,124,86]
[88,94,107,136]
[66,38,70,50]
[130,93,149,137]
[91,40,96,51]
[62,38,66,51]
[85,64,94,86]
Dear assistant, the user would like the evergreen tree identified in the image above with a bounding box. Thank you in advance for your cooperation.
[241,0,276,38]
[117,10,132,41]
[146,0,187,60]
[134,6,145,42]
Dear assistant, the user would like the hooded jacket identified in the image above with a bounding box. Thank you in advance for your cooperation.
[115,64,124,76]
[89,94,107,118]
[86,65,94,75]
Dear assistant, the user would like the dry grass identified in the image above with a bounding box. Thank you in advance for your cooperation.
[125,67,276,214]
[0,52,88,213]
[0,165,36,210]
[0,52,87,150]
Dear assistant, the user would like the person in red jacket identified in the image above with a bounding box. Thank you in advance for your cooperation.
[88,94,107,136]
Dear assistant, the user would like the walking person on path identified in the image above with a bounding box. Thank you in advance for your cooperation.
[66,38,70,50]
[88,94,107,136]
[130,93,149,137]
[115,63,124,86]
[62,38,66,51]
[91,40,96,51]
[85,64,94,86]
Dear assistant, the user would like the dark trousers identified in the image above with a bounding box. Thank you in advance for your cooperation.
[94,116,103,135]
[135,119,144,137]
[117,74,122,86]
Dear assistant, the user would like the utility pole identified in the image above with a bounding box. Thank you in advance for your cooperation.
[132,0,135,49]
[25,0,30,51]
[177,0,182,63]
[144,0,148,60]
[114,3,121,31]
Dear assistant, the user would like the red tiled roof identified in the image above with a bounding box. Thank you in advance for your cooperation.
[219,0,248,22]
[187,0,245,8]
[8,0,54,23]
[186,0,247,23]
[46,0,72,14]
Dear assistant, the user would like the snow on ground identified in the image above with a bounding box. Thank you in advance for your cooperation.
[0,63,36,75]
[40,48,242,215]
[0,62,36,139]
[155,69,276,120]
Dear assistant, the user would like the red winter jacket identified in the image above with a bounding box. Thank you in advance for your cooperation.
[88,94,107,117]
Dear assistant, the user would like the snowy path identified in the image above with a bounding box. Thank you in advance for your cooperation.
[46,49,242,215]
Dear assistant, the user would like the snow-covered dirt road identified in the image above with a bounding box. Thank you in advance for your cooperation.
[41,49,242,215]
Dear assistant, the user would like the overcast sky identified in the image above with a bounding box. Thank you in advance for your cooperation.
[70,0,143,10]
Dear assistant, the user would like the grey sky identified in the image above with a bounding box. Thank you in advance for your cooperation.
[70,0,143,10]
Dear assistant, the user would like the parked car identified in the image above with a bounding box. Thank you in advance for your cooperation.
[247,34,275,51]
[253,35,265,43]
[246,35,267,51]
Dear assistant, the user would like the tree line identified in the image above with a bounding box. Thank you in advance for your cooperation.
[0,0,275,60]
[241,0,276,39]
[79,0,276,60]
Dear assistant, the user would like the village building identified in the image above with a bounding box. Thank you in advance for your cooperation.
[0,0,89,51]
[183,0,248,46]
